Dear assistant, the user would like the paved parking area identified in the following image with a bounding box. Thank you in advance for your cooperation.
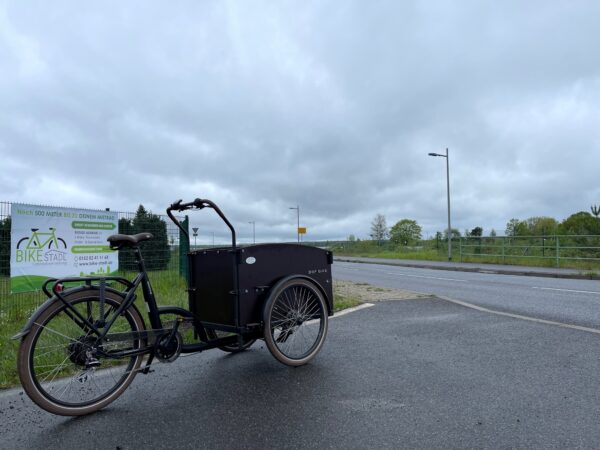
[2,297,600,449]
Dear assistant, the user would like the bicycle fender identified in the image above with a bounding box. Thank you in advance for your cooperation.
[11,285,127,340]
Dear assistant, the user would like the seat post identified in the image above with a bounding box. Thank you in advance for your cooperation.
[135,245,161,328]
[134,246,147,273]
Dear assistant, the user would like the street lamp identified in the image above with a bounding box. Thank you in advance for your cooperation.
[289,205,300,243]
[248,221,255,244]
[428,148,452,261]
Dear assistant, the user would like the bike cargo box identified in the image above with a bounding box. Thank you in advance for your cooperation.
[188,244,333,329]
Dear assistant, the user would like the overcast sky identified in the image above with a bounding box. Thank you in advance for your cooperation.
[1,1,599,244]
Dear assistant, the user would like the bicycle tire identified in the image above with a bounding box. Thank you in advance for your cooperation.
[16,237,29,249]
[17,289,145,416]
[48,238,67,250]
[263,277,328,366]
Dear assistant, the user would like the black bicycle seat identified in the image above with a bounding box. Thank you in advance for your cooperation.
[107,233,154,249]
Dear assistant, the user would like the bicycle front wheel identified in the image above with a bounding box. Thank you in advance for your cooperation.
[263,278,328,366]
[17,289,146,416]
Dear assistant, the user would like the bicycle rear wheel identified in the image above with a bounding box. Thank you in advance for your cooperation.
[17,289,145,416]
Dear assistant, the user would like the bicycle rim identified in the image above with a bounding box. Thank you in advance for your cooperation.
[18,290,144,415]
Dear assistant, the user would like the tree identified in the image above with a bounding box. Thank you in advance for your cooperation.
[489,229,497,237]
[0,216,10,276]
[119,205,171,271]
[370,214,389,245]
[591,205,600,218]
[443,228,461,239]
[469,227,483,237]
[524,216,558,236]
[505,218,527,236]
[347,234,357,242]
[559,211,600,236]
[390,219,422,246]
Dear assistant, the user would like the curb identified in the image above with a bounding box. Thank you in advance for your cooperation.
[333,257,599,280]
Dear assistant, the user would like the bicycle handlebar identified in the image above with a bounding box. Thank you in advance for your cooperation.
[166,197,237,249]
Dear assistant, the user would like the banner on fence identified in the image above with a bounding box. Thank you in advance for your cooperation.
[10,203,119,293]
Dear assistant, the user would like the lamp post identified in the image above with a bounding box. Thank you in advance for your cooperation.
[289,205,300,242]
[428,148,452,261]
[248,221,255,244]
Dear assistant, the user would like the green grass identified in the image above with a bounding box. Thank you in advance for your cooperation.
[332,291,362,312]
[334,243,600,271]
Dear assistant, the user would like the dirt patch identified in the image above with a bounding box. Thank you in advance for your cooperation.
[333,279,429,303]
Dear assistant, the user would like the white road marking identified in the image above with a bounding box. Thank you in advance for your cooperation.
[439,296,600,335]
[384,272,467,283]
[532,287,600,295]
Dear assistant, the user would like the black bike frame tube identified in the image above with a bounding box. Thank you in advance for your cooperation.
[102,333,240,359]
[94,272,143,341]
[44,276,141,342]
[135,247,162,330]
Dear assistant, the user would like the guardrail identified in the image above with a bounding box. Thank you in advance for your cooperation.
[458,235,600,267]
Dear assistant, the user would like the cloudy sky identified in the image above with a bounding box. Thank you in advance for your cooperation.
[1,1,599,244]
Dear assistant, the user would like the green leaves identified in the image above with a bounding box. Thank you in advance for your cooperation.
[390,219,422,246]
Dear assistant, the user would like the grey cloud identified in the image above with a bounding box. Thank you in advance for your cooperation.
[1,1,599,242]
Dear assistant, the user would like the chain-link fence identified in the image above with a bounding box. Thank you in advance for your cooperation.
[0,201,188,322]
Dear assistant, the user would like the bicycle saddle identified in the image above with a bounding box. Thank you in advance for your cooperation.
[107,233,154,249]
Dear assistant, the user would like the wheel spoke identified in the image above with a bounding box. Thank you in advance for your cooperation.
[266,281,327,363]
[21,293,144,414]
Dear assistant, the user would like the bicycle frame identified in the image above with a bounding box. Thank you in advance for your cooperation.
[26,228,60,249]
[40,245,241,360]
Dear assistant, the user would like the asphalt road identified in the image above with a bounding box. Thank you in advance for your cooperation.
[334,261,600,329]
[3,264,600,449]
[3,297,600,449]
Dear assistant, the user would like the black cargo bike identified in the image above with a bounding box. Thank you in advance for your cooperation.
[14,198,334,416]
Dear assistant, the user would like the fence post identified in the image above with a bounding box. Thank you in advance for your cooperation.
[179,215,190,284]
[502,237,505,264]
[555,236,560,268]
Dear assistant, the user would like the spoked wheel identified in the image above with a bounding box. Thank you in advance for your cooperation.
[17,289,145,416]
[263,277,328,366]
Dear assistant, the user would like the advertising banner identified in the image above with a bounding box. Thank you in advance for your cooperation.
[10,204,118,293]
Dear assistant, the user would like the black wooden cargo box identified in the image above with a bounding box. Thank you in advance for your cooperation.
[188,244,334,330]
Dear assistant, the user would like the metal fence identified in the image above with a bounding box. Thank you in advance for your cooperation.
[458,235,600,267]
[326,235,600,269]
[0,201,188,321]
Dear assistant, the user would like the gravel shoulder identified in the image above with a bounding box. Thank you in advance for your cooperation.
[333,279,430,302]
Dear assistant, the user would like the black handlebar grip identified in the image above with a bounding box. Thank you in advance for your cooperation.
[170,199,183,210]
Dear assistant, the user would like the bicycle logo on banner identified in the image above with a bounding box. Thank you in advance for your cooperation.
[17,228,67,250]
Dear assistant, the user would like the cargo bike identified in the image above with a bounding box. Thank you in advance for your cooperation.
[14,198,334,416]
